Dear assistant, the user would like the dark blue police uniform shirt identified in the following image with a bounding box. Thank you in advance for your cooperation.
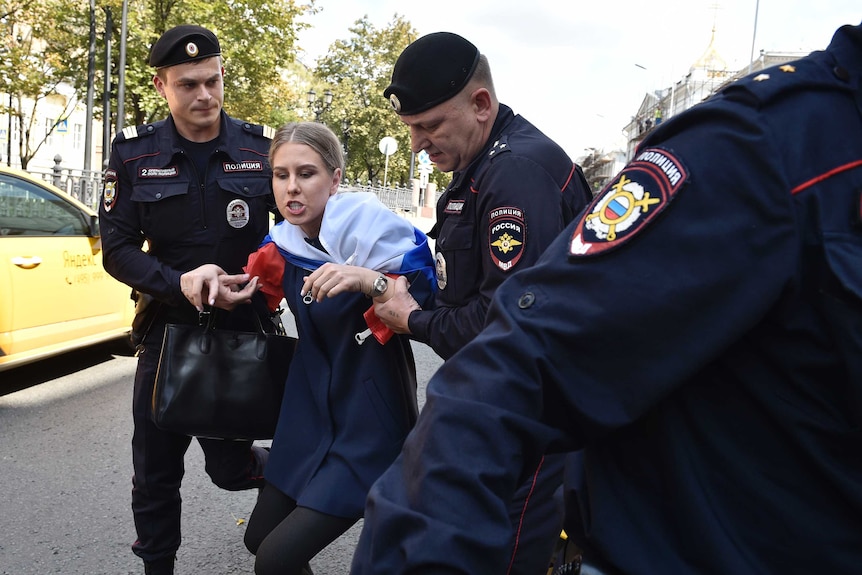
[351,22,862,575]
[409,104,591,359]
[99,112,274,311]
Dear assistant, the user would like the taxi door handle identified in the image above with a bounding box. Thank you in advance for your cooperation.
[12,256,42,269]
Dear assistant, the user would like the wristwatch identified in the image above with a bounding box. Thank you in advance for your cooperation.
[369,274,389,298]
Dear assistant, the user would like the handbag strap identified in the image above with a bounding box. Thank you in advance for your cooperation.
[198,305,287,336]
[198,307,218,330]
[269,306,288,336]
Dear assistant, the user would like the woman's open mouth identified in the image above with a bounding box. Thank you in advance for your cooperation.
[286,201,304,215]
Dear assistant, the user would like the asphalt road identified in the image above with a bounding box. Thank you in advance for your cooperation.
[0,322,443,575]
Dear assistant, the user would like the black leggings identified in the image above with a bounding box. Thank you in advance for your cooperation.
[244,481,357,575]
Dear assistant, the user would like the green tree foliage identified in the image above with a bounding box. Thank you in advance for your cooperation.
[1,0,82,168]
[3,0,313,168]
[314,14,449,189]
[6,0,452,191]
[112,0,314,128]
[185,0,310,126]
[56,0,313,129]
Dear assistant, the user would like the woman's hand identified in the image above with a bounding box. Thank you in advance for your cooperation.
[301,263,385,302]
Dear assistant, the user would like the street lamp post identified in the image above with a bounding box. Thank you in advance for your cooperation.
[341,118,350,166]
[84,0,96,172]
[6,90,11,167]
[115,0,129,133]
[102,7,112,168]
[748,0,760,75]
[307,88,332,121]
[5,35,27,168]
[2,21,15,166]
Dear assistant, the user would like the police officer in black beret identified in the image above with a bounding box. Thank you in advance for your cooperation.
[372,32,592,574]
[353,20,862,575]
[99,25,277,575]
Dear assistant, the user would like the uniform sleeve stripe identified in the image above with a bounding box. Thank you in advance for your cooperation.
[560,164,576,192]
[791,158,862,195]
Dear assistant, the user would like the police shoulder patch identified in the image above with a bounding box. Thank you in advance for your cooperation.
[569,148,687,257]
[102,168,118,213]
[488,206,525,272]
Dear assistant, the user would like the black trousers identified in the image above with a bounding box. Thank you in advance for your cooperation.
[130,325,267,563]
[505,452,566,575]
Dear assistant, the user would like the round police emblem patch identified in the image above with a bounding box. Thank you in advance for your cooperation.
[435,251,447,290]
[488,206,525,272]
[570,148,688,257]
[226,199,250,229]
[185,42,199,58]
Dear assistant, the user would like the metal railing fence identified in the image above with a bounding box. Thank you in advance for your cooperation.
[27,155,427,214]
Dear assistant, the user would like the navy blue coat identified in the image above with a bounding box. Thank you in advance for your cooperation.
[264,259,431,519]
[261,199,436,519]
[352,22,862,574]
[409,104,592,359]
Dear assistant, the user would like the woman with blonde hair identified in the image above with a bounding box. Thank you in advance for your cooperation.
[240,122,435,575]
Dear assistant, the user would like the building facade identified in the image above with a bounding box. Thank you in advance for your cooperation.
[623,28,805,162]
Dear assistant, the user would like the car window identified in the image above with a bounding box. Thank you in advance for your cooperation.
[0,174,89,236]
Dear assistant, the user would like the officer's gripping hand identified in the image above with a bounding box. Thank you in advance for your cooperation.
[180,264,257,312]
[373,276,420,334]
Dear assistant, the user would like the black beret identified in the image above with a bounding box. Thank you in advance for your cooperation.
[148,25,221,69]
[384,32,480,116]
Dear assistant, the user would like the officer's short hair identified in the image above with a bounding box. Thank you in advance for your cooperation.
[383,32,481,116]
[148,25,221,69]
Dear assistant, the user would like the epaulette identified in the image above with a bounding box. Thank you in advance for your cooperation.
[236,120,276,140]
[487,135,512,160]
[118,123,159,142]
[468,135,514,186]
[719,52,850,107]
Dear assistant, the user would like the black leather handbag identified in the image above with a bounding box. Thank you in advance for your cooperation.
[152,309,296,440]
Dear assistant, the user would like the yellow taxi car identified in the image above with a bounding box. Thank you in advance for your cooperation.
[0,166,135,372]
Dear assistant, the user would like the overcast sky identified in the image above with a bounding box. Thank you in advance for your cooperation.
[296,1,860,160]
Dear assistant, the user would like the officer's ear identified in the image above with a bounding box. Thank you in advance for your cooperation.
[153,73,167,98]
[470,88,492,122]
